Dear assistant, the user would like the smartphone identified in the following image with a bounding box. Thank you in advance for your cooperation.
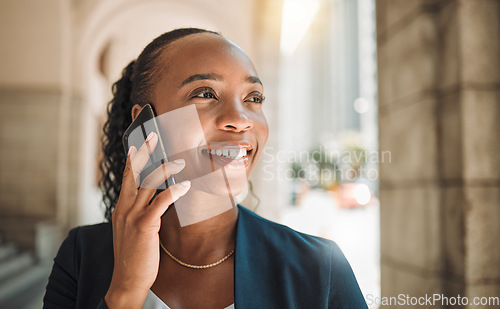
[122,104,176,191]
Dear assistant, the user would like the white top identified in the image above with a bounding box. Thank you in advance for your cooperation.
[143,289,235,309]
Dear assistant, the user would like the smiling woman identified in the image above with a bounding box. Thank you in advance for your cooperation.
[43,28,367,309]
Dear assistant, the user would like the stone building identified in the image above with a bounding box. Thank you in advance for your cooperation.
[377,1,500,307]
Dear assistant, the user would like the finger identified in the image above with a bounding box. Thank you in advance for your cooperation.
[130,132,158,186]
[139,159,185,190]
[120,145,139,198]
[146,180,191,219]
[134,159,186,206]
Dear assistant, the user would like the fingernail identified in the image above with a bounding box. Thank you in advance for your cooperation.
[128,146,135,156]
[146,132,155,141]
[173,159,185,165]
[179,180,190,187]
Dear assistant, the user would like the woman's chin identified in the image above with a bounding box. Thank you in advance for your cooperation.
[221,166,249,197]
[189,167,248,198]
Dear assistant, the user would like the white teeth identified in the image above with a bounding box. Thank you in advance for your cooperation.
[205,148,248,159]
[235,149,247,159]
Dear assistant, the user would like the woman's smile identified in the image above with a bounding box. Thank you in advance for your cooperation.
[200,141,254,169]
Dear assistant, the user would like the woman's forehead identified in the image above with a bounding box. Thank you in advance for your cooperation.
[158,33,258,86]
[165,32,245,59]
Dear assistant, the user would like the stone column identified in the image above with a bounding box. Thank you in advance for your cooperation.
[0,0,72,250]
[377,0,500,307]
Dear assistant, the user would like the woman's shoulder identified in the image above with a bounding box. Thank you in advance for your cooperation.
[64,222,113,246]
[55,222,113,266]
[236,206,367,308]
[73,221,112,236]
[237,205,339,258]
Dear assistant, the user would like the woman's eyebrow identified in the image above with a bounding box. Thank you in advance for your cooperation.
[179,73,263,88]
[180,73,223,88]
[246,75,263,86]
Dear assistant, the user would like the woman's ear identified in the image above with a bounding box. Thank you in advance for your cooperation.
[131,104,143,121]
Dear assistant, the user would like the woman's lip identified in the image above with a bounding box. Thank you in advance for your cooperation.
[204,141,254,151]
[201,150,250,169]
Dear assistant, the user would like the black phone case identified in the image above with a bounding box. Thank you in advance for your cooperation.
[122,104,175,190]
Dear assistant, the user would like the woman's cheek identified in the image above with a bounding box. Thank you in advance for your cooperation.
[255,113,269,144]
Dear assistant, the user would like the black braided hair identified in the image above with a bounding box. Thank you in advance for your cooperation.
[100,28,219,221]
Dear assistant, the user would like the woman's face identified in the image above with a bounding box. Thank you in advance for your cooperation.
[140,33,268,197]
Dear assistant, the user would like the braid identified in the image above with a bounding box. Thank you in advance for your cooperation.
[100,61,135,221]
[99,28,220,221]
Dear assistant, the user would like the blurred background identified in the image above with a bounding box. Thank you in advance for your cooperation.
[0,0,499,308]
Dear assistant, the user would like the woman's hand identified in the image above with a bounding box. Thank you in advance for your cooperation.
[104,132,190,309]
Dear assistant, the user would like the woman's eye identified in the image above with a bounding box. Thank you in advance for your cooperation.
[196,92,215,99]
[192,88,217,100]
[247,94,265,104]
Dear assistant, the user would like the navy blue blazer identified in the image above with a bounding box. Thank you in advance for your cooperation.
[43,205,367,308]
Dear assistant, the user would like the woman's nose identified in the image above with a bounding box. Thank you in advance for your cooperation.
[215,99,253,133]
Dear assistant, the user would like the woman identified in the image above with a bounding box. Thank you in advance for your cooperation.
[43,28,367,309]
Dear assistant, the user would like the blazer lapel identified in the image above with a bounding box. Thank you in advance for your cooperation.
[234,205,287,308]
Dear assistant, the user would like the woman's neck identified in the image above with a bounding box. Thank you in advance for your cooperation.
[158,188,238,264]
